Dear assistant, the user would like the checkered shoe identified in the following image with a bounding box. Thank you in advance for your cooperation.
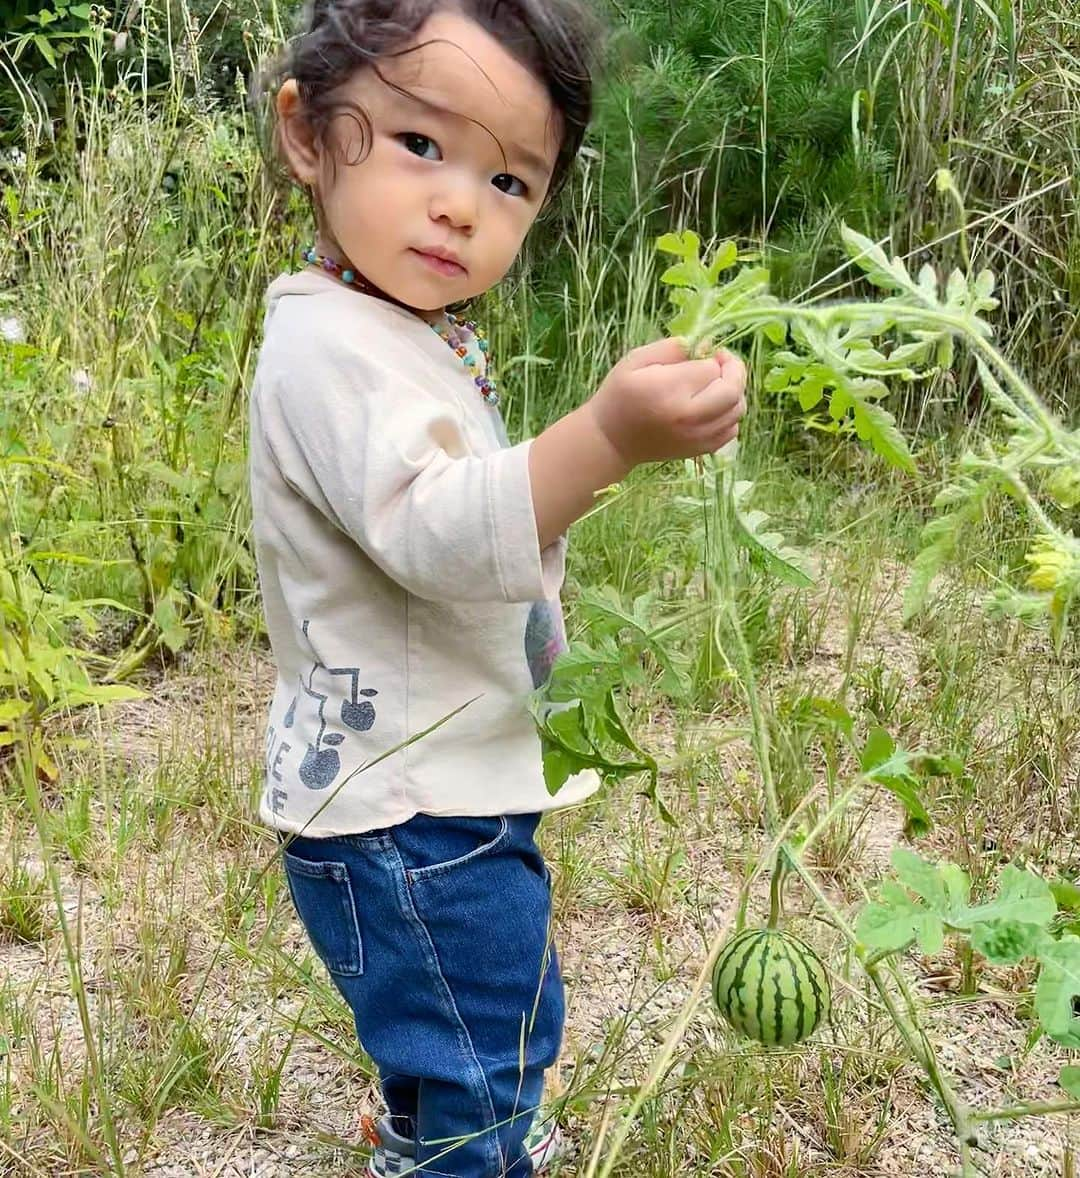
[366,1114,414,1177]
[366,1110,566,1176]
[523,1111,565,1170]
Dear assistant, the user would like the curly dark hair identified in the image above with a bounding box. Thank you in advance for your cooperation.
[261,0,603,207]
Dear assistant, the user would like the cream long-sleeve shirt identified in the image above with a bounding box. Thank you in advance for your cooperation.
[248,270,599,836]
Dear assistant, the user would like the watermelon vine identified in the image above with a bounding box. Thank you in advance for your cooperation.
[548,171,1080,1178]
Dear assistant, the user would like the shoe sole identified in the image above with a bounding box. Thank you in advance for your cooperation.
[367,1128,564,1176]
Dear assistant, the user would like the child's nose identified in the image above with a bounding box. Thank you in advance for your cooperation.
[429,173,479,232]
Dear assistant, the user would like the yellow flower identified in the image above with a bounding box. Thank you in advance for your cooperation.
[1025,534,1080,593]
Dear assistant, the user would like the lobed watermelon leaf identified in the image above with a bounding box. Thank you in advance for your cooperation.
[957,864,1056,931]
[891,847,967,919]
[850,398,916,473]
[971,920,1047,965]
[732,480,814,588]
[857,879,945,956]
[1059,1066,1080,1099]
[858,849,1061,984]
[1035,935,1080,1049]
[840,225,925,302]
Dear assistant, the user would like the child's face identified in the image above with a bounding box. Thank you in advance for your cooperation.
[279,11,561,319]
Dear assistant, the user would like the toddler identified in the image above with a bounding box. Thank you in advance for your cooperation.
[249,2,747,1174]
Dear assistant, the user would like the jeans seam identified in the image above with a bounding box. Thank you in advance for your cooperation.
[282,852,365,976]
[404,816,511,883]
[386,839,505,1176]
[335,831,394,852]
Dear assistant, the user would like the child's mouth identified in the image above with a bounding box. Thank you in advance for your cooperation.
[411,248,467,278]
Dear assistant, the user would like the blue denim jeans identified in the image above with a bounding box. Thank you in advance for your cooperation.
[281,813,564,1177]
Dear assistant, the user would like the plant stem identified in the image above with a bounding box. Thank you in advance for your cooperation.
[707,453,982,1171]
[714,471,781,835]
[972,1099,1080,1123]
[782,846,977,1172]
[767,856,784,928]
[967,331,1059,438]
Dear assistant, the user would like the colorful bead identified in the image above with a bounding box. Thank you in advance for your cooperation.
[301,245,499,407]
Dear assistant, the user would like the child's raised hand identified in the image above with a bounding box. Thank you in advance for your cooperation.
[529,338,749,548]
[586,337,747,468]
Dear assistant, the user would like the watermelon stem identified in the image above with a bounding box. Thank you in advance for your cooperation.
[782,842,979,1175]
[706,456,786,935]
[971,1099,1080,1124]
[767,855,785,929]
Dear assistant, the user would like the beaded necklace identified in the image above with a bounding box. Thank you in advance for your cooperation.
[301,246,500,407]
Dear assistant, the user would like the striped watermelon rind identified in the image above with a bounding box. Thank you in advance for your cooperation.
[711,927,830,1047]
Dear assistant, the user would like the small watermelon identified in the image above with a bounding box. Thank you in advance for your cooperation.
[712,927,830,1046]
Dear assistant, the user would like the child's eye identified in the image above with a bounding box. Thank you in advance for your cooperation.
[492,173,528,197]
[399,132,441,161]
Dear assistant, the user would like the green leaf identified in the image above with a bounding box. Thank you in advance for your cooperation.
[153,596,188,654]
[0,700,31,723]
[545,703,592,756]
[542,746,574,795]
[850,399,916,473]
[706,240,739,281]
[1052,880,1080,913]
[1035,935,1080,1048]
[660,261,704,288]
[971,921,1047,965]
[840,225,921,300]
[656,230,699,259]
[860,726,895,771]
[857,880,944,955]
[34,33,57,67]
[903,484,990,622]
[860,729,933,836]
[958,865,1056,930]
[886,849,970,923]
[891,848,950,913]
[531,685,656,798]
[576,587,691,697]
[602,690,650,765]
[1058,1066,1080,1099]
[939,862,972,912]
[731,481,813,587]
[54,683,145,710]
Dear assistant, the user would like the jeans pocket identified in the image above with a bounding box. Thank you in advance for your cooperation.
[283,850,364,976]
[401,815,511,883]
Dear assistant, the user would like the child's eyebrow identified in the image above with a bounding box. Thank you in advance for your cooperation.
[388,88,553,177]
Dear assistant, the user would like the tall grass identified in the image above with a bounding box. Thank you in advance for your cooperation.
[886,0,1079,418]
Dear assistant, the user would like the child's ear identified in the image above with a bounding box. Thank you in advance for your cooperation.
[276,79,321,186]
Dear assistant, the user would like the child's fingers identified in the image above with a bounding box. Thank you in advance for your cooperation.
[712,348,747,383]
[684,373,747,425]
[700,408,744,448]
[704,417,742,452]
[622,336,692,370]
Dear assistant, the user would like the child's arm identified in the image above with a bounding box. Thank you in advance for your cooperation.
[258,326,744,604]
[529,337,747,549]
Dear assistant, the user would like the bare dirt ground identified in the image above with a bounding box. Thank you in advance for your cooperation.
[4,561,1079,1176]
